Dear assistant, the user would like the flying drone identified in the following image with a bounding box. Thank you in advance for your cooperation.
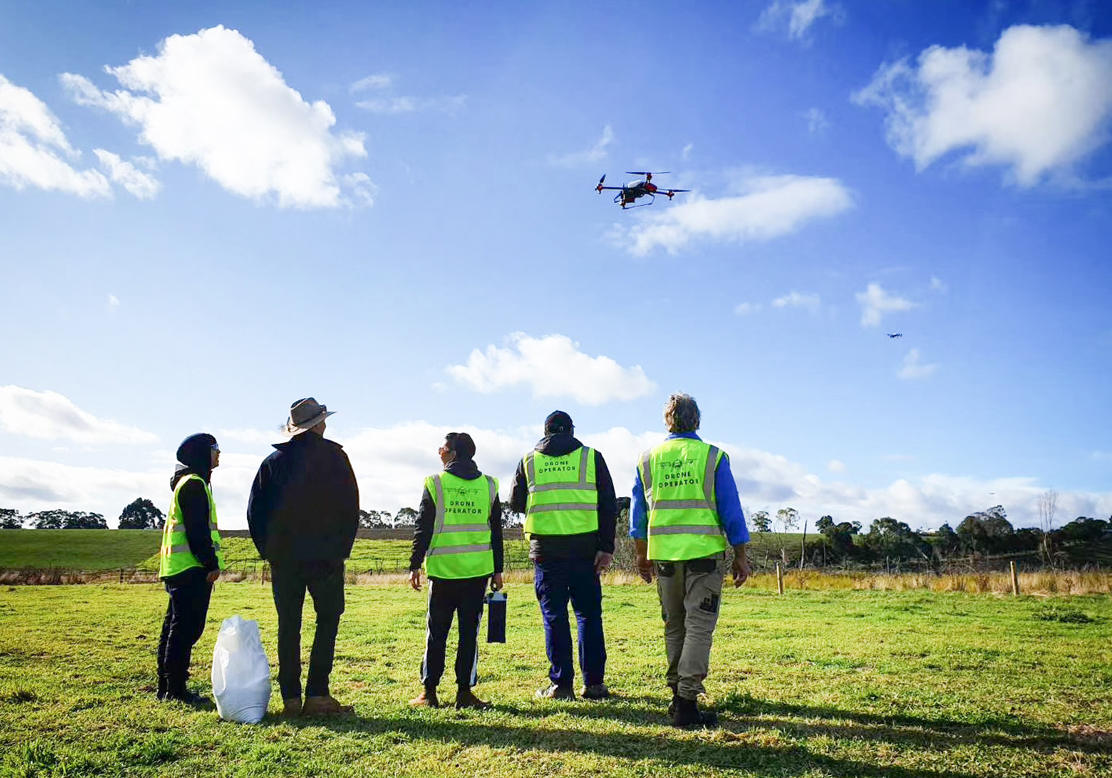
[887,333,903,339]
[596,172,690,209]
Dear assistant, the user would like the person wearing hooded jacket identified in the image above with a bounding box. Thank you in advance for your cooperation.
[407,432,504,710]
[247,398,359,717]
[157,433,226,704]
[510,410,618,700]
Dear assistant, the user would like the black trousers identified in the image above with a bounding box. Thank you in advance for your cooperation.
[270,560,345,701]
[158,568,213,693]
[421,576,488,689]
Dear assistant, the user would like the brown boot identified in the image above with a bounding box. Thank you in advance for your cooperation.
[282,697,303,718]
[409,688,439,708]
[301,695,354,716]
[454,687,491,710]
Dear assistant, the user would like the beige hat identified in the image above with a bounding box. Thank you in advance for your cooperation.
[285,397,335,435]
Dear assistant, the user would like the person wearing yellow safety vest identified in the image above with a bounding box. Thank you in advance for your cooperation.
[157,433,226,705]
[631,394,751,729]
[509,410,618,701]
[407,432,504,710]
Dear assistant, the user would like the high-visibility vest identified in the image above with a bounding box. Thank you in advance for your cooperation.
[424,472,496,579]
[638,438,727,561]
[159,474,226,578]
[523,447,598,536]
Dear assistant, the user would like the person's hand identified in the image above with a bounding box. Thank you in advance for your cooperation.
[409,568,422,591]
[593,551,613,575]
[206,570,220,584]
[491,572,504,591]
[731,554,751,588]
[636,554,654,584]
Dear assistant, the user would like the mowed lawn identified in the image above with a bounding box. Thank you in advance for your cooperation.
[1,583,1110,778]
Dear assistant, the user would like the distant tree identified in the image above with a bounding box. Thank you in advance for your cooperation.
[118,498,164,529]
[1038,489,1058,561]
[818,517,859,559]
[30,510,108,529]
[750,510,771,533]
[0,508,22,529]
[1053,516,1110,545]
[816,515,834,534]
[501,504,524,528]
[358,509,389,529]
[865,517,928,563]
[774,507,799,565]
[393,507,418,528]
[930,523,961,558]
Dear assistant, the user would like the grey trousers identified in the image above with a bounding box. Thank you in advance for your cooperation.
[655,554,725,700]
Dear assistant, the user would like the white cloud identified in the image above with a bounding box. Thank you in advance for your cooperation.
[930,275,948,293]
[355,94,467,115]
[804,107,830,134]
[446,333,655,406]
[61,25,369,208]
[618,174,852,256]
[898,348,939,380]
[756,0,840,42]
[0,386,156,444]
[107,294,119,308]
[93,149,160,199]
[548,125,614,167]
[350,73,394,92]
[856,282,916,327]
[771,290,821,312]
[853,24,1112,186]
[734,302,762,316]
[827,459,846,473]
[682,142,694,160]
[0,73,111,198]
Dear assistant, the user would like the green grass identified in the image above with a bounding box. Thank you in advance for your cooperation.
[1,583,1109,777]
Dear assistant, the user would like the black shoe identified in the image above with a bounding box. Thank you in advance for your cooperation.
[671,696,719,729]
[156,676,168,701]
[667,683,678,716]
[581,683,610,700]
[535,683,575,700]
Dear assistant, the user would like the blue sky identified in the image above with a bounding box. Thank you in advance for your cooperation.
[1,0,1109,530]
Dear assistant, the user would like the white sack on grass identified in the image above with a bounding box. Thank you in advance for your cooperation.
[211,615,271,724]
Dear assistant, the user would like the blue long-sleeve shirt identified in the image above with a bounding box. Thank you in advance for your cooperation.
[630,432,750,546]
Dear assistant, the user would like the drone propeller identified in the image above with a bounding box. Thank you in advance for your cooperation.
[596,174,606,193]
[625,171,670,175]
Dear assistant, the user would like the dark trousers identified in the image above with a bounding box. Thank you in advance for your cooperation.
[421,576,488,689]
[270,560,345,701]
[534,556,606,688]
[158,568,213,693]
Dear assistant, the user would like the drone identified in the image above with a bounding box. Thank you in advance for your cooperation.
[887,333,903,339]
[596,171,690,209]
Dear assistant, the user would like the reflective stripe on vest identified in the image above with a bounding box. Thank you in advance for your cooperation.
[523,446,599,536]
[159,474,227,578]
[639,438,727,561]
[424,472,496,579]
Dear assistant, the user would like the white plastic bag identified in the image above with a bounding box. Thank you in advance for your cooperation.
[211,615,271,724]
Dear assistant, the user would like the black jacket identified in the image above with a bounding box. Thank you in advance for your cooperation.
[509,433,618,561]
[164,466,219,581]
[247,433,360,564]
[409,458,504,576]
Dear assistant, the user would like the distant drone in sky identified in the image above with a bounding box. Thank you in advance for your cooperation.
[595,172,690,209]
[887,333,903,339]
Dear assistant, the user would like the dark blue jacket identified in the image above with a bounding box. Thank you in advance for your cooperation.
[247,433,359,564]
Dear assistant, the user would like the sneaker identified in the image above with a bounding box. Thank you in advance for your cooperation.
[454,688,491,710]
[580,683,610,700]
[535,683,575,700]
[409,688,440,708]
[302,695,354,716]
[671,696,719,729]
[282,697,303,718]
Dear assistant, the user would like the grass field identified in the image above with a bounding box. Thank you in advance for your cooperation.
[1,582,1109,777]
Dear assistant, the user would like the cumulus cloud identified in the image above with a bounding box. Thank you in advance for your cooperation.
[618,174,852,255]
[61,25,369,208]
[0,73,111,198]
[548,125,614,167]
[772,290,821,312]
[446,333,655,406]
[0,386,156,444]
[107,294,120,308]
[856,282,916,327]
[853,24,1112,185]
[898,348,939,380]
[93,149,160,199]
[756,0,840,42]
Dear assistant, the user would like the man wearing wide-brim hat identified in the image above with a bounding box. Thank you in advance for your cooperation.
[248,397,360,717]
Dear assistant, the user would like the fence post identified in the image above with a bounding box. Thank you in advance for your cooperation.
[119,568,124,584]
[776,563,784,595]
[1010,560,1020,596]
